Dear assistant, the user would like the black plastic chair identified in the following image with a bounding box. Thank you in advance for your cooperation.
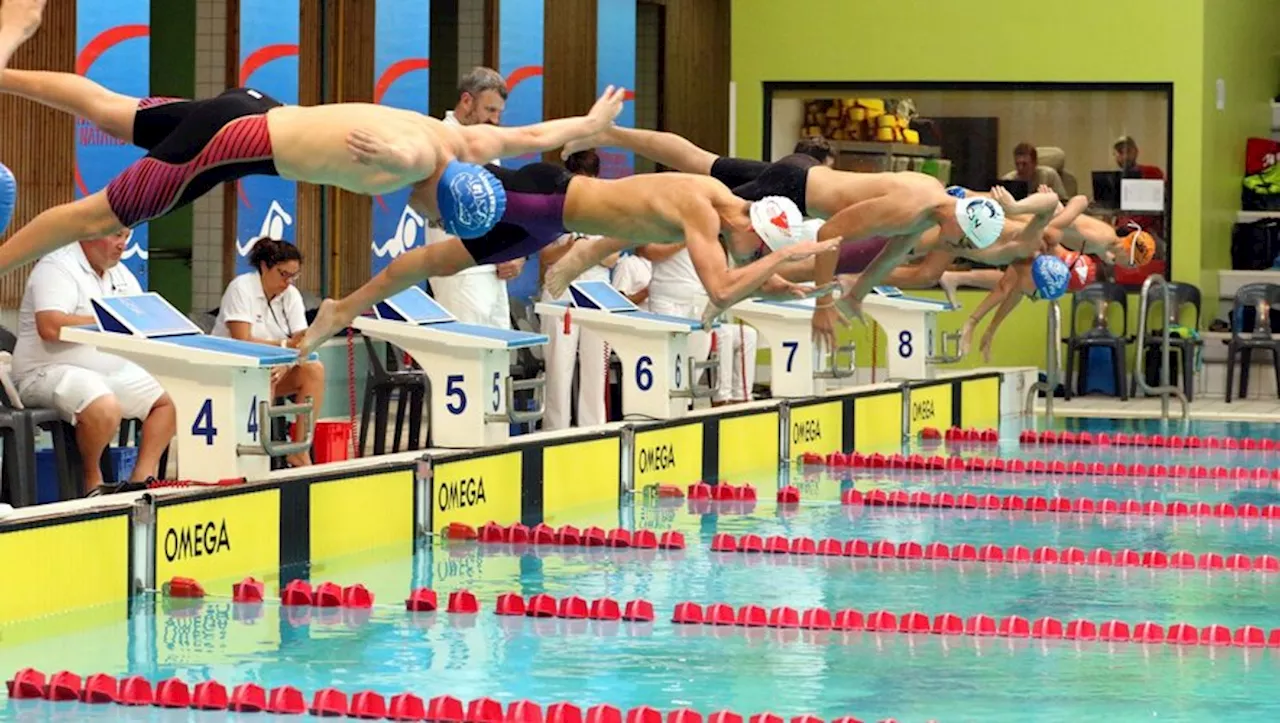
[1130,282,1203,401]
[359,335,427,456]
[1225,282,1280,403]
[0,328,77,506]
[1063,282,1130,401]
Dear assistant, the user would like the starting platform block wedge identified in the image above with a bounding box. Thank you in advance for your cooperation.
[535,281,716,420]
[861,286,962,381]
[729,296,854,398]
[352,286,548,448]
[60,293,317,480]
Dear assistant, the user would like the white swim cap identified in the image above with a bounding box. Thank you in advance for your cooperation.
[748,196,804,251]
[955,196,1004,249]
[797,218,826,242]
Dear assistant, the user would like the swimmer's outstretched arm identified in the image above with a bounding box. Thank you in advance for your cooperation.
[685,204,839,312]
[973,265,1029,361]
[458,86,627,164]
[960,263,1023,354]
[566,126,717,175]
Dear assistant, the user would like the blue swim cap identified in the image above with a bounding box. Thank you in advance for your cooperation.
[945,185,967,199]
[0,163,16,235]
[437,161,506,239]
[1031,254,1071,301]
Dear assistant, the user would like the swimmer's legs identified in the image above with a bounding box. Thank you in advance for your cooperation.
[0,0,44,75]
[0,190,124,274]
[0,68,138,141]
[300,240,479,357]
[566,126,717,175]
[543,235,636,299]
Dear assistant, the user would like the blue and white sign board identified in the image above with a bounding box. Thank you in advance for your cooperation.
[375,287,457,325]
[92,293,202,338]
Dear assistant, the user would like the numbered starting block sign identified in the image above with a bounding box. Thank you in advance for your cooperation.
[730,296,853,398]
[535,281,711,420]
[861,286,957,381]
[60,293,316,480]
[352,287,548,448]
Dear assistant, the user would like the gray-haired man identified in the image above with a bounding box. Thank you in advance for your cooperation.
[427,67,521,328]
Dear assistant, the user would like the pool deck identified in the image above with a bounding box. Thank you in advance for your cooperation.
[1034,396,1280,422]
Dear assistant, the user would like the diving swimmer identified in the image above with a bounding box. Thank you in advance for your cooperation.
[0,60,627,274]
[297,164,842,356]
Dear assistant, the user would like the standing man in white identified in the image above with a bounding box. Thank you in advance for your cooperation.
[425,67,523,328]
[538,150,615,430]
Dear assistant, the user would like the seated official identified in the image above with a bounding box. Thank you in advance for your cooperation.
[212,238,323,468]
[11,230,176,496]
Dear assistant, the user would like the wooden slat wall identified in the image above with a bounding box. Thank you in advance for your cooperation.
[326,0,375,298]
[295,0,324,296]
[662,0,729,156]
[541,0,597,163]
[220,0,240,288]
[0,2,76,307]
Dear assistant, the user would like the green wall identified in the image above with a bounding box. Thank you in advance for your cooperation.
[148,0,196,312]
[731,0,1209,369]
[1199,0,1280,306]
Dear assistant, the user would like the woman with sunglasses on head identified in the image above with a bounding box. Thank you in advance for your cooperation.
[212,237,324,467]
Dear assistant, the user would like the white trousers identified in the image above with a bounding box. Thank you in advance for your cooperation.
[429,271,511,328]
[540,312,609,430]
[646,298,758,403]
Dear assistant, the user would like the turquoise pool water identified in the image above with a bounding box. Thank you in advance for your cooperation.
[3,417,1280,722]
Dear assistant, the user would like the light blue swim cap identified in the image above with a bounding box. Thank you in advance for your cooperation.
[0,164,16,235]
[1031,254,1071,300]
[945,185,966,199]
[437,161,506,239]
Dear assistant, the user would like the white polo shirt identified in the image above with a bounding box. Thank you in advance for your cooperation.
[212,272,308,343]
[426,110,499,276]
[11,243,144,379]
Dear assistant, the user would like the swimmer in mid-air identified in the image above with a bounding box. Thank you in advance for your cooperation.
[561,126,1024,343]
[0,61,627,274]
[297,163,843,356]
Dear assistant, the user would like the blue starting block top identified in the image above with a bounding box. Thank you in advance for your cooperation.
[567,280,709,331]
[91,293,313,366]
[374,287,548,349]
[871,285,956,311]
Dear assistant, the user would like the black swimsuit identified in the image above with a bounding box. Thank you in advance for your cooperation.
[709,153,816,214]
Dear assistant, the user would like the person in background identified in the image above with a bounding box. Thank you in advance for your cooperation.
[640,237,758,408]
[212,238,323,468]
[1112,135,1165,238]
[611,251,652,308]
[11,229,176,496]
[793,135,836,168]
[426,66,524,328]
[538,150,617,430]
[1001,142,1067,200]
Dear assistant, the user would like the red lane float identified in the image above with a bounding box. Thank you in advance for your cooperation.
[838,451,1280,485]
[1020,429,1278,453]
[840,487,1280,521]
[706,534,1279,575]
[461,522,687,551]
[3,669,910,723]
[666,604,1280,649]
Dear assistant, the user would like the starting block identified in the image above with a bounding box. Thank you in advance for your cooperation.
[60,293,317,480]
[535,281,715,420]
[861,286,962,380]
[729,296,854,398]
[352,287,547,448]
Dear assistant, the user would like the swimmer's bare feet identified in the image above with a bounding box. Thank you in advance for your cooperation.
[297,298,353,358]
[937,273,960,309]
[0,0,45,71]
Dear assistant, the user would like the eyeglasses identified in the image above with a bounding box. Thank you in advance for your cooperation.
[276,266,300,281]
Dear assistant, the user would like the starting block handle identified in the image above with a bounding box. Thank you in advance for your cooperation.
[237,396,316,458]
[671,353,718,400]
[486,376,547,425]
[816,343,856,380]
[929,331,965,365]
